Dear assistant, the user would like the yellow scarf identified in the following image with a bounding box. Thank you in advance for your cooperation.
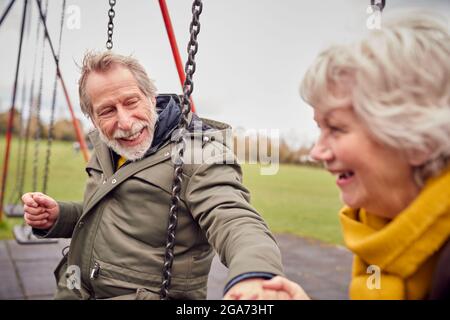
[340,167,450,300]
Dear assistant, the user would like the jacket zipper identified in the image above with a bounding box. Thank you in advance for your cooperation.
[90,261,101,280]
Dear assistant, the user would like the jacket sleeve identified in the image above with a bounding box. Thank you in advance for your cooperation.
[32,201,83,239]
[185,152,284,285]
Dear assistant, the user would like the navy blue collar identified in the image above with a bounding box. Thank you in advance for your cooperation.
[149,94,183,151]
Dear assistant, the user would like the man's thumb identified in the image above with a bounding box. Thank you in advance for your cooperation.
[34,195,55,208]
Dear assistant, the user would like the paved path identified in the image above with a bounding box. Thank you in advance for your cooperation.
[0,234,352,300]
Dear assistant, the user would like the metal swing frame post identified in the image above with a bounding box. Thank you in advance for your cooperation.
[0,0,28,223]
[158,0,196,113]
[0,0,17,28]
[34,0,90,163]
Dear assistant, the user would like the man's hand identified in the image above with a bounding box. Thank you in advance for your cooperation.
[223,278,293,300]
[22,192,59,230]
[262,276,310,300]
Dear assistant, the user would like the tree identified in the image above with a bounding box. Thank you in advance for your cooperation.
[52,119,83,141]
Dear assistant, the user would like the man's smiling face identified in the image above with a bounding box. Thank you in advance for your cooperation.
[86,64,157,161]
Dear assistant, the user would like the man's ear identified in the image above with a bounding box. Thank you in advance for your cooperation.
[151,96,156,106]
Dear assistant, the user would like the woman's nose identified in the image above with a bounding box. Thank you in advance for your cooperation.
[310,139,334,162]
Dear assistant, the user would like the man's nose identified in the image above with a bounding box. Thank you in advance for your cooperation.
[310,139,334,163]
[116,108,132,131]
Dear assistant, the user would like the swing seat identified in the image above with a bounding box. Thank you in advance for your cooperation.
[13,225,58,245]
[4,204,24,217]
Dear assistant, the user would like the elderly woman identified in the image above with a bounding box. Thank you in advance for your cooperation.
[263,12,450,300]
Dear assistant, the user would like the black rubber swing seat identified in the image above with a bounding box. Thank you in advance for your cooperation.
[4,204,24,217]
[13,225,58,245]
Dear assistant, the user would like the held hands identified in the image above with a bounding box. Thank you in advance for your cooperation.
[22,192,59,230]
[261,276,310,300]
[223,277,309,300]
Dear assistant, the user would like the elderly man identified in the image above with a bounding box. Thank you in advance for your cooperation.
[21,52,288,300]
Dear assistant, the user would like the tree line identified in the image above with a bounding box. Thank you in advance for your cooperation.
[0,109,83,141]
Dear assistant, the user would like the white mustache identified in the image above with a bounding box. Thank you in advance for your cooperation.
[113,122,147,139]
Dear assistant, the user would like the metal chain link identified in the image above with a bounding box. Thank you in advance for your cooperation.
[370,0,386,11]
[18,3,42,199]
[6,70,27,205]
[106,0,116,50]
[19,102,33,197]
[7,0,31,205]
[160,0,203,300]
[43,0,66,194]
[32,0,49,192]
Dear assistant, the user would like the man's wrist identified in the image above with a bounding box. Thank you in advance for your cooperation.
[223,272,275,295]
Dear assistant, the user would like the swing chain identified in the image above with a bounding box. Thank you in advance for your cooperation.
[160,0,203,300]
[18,0,44,198]
[181,0,202,125]
[370,0,386,11]
[43,0,66,194]
[106,0,116,50]
[33,0,49,192]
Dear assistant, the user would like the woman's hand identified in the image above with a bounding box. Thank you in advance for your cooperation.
[261,276,310,300]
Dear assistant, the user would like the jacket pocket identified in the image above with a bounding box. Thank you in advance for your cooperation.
[135,288,160,300]
[90,259,162,299]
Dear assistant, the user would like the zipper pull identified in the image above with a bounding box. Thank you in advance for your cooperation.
[90,262,100,280]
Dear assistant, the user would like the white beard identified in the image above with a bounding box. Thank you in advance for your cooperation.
[98,108,158,162]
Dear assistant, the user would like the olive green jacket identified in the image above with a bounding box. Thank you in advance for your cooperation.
[38,118,283,299]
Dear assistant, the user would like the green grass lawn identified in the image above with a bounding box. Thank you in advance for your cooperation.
[242,164,343,244]
[0,136,344,244]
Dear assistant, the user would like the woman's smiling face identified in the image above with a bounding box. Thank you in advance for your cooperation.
[310,107,419,218]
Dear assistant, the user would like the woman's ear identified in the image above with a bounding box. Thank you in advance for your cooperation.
[406,148,430,166]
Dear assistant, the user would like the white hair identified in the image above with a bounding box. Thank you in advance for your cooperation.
[79,51,157,117]
[300,11,450,185]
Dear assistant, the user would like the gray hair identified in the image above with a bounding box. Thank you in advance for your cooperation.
[78,51,157,117]
[300,11,450,185]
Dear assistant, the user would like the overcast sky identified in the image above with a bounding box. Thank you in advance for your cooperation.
[1,0,449,147]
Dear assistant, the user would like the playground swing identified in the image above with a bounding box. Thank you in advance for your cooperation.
[0,0,91,230]
[4,0,41,219]
[15,0,66,245]
[3,0,33,219]
[3,51,28,217]
[6,0,66,245]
